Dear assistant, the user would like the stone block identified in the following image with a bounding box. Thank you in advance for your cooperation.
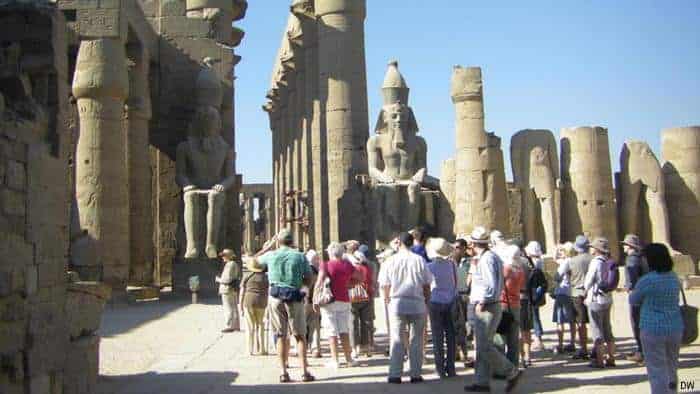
[58,0,101,10]
[63,336,99,394]
[65,282,110,339]
[77,8,125,39]
[29,374,50,394]
[5,161,26,192]
[159,16,211,38]
[0,294,26,322]
[1,188,26,216]
[0,271,11,297]
[25,303,68,376]
[160,0,186,16]
[0,320,25,355]
[1,352,24,382]
[0,233,32,266]
[25,265,38,296]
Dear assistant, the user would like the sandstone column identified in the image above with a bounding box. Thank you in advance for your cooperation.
[243,194,255,254]
[278,85,289,229]
[73,38,130,291]
[265,196,274,240]
[560,126,619,258]
[451,66,508,234]
[316,0,370,242]
[126,42,154,286]
[662,126,700,260]
[439,158,456,239]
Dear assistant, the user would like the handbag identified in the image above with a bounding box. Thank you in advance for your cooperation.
[681,286,698,345]
[313,276,335,306]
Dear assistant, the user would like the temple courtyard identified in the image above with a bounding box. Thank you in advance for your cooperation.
[97,291,700,394]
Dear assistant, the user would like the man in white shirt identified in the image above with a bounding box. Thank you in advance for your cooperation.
[215,249,241,332]
[378,232,433,384]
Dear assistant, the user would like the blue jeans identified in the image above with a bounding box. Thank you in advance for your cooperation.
[429,302,457,376]
[389,313,426,379]
[533,306,543,338]
[641,331,682,394]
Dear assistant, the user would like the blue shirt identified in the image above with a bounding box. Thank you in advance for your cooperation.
[427,258,457,304]
[629,271,683,336]
[470,249,504,304]
[411,244,429,263]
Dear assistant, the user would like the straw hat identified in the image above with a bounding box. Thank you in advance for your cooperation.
[218,249,236,260]
[426,237,454,259]
[467,227,491,244]
[244,256,263,272]
[591,237,610,254]
[622,234,642,250]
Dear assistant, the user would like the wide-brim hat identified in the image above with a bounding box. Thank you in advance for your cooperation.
[574,235,590,253]
[244,256,263,272]
[426,237,454,259]
[591,237,610,254]
[621,234,642,250]
[467,227,491,244]
[218,249,236,259]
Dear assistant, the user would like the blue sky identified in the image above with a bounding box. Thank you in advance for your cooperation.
[235,1,700,184]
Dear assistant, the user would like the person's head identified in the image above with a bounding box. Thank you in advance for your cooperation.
[524,241,543,258]
[305,249,320,267]
[560,242,576,258]
[502,244,523,267]
[643,243,673,273]
[574,235,590,254]
[453,238,468,260]
[467,226,490,252]
[218,248,236,262]
[327,242,345,260]
[590,237,610,257]
[490,230,504,248]
[277,228,294,247]
[358,244,370,259]
[398,232,414,250]
[409,226,426,245]
[622,234,642,256]
[389,235,401,252]
[426,237,454,261]
[345,240,360,253]
[245,256,264,272]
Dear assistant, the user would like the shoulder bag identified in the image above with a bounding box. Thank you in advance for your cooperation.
[681,286,698,345]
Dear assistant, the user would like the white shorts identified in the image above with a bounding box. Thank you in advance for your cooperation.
[321,301,351,337]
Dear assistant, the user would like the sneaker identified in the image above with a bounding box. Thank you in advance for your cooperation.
[387,377,401,384]
[505,370,523,393]
[464,384,490,392]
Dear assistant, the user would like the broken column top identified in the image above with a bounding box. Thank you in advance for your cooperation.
[382,60,409,106]
[196,58,222,108]
[450,66,483,103]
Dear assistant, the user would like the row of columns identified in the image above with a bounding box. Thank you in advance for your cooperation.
[264,0,369,250]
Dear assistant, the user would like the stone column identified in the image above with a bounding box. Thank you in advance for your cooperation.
[439,158,456,238]
[265,196,274,240]
[451,66,508,234]
[291,39,307,249]
[278,85,289,229]
[560,126,619,258]
[243,194,255,254]
[316,0,370,242]
[73,38,130,291]
[126,42,154,286]
[662,126,700,260]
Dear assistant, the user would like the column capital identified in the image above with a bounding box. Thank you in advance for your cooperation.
[315,0,366,18]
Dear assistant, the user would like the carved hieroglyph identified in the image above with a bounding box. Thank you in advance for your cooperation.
[176,62,236,259]
[73,38,130,289]
[451,66,508,235]
[511,129,561,255]
[368,61,437,244]
[618,140,673,249]
[560,126,619,257]
[662,126,700,260]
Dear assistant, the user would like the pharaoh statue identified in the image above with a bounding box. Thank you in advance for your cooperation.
[511,130,561,255]
[176,60,235,259]
[619,140,674,250]
[367,61,438,245]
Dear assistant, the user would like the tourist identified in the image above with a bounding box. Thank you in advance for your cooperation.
[315,242,362,369]
[452,238,473,366]
[569,235,592,359]
[584,237,616,369]
[498,245,526,368]
[215,249,241,333]
[426,237,458,378]
[378,232,433,384]
[359,243,379,355]
[240,256,269,355]
[255,229,315,383]
[518,242,533,368]
[410,226,430,262]
[630,243,684,394]
[552,242,576,354]
[464,227,522,393]
[349,246,374,358]
[304,249,322,358]
[622,234,648,364]
[524,241,547,352]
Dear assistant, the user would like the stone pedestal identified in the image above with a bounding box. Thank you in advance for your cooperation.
[172,258,223,298]
[371,184,439,249]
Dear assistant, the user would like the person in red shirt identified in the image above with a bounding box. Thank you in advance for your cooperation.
[499,245,526,368]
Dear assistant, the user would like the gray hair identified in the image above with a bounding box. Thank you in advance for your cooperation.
[327,242,345,259]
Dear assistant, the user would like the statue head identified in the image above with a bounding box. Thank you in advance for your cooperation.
[375,102,418,150]
[530,146,548,166]
[622,140,662,192]
[189,106,223,151]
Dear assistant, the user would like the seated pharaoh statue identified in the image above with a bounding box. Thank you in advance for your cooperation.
[367,61,439,245]
[176,106,236,258]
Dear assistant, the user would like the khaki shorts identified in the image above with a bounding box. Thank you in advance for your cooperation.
[268,296,307,338]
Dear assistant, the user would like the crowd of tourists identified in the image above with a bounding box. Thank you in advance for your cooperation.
[214,226,687,393]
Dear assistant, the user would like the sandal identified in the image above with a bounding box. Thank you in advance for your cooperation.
[280,373,291,383]
[301,372,315,382]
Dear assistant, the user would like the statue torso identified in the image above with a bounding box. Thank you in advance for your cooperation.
[182,137,229,188]
[375,133,421,181]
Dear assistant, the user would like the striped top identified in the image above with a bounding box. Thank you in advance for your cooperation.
[629,271,683,336]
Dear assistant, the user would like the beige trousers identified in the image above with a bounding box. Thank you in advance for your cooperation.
[222,292,239,330]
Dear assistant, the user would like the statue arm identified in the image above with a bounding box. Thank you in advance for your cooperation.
[411,138,428,183]
[218,149,237,191]
[175,143,195,191]
[367,136,392,183]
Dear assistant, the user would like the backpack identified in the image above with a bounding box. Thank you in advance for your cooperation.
[598,258,620,293]
[527,258,548,307]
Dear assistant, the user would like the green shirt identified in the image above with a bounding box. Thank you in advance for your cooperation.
[259,246,311,289]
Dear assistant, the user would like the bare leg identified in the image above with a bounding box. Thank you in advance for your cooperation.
[294,335,309,375]
[339,333,353,363]
[578,323,588,354]
[277,336,289,376]
[205,191,225,258]
[183,191,199,258]
[557,324,564,349]
[606,340,616,361]
[569,323,576,348]
[521,329,531,363]
[329,336,339,364]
